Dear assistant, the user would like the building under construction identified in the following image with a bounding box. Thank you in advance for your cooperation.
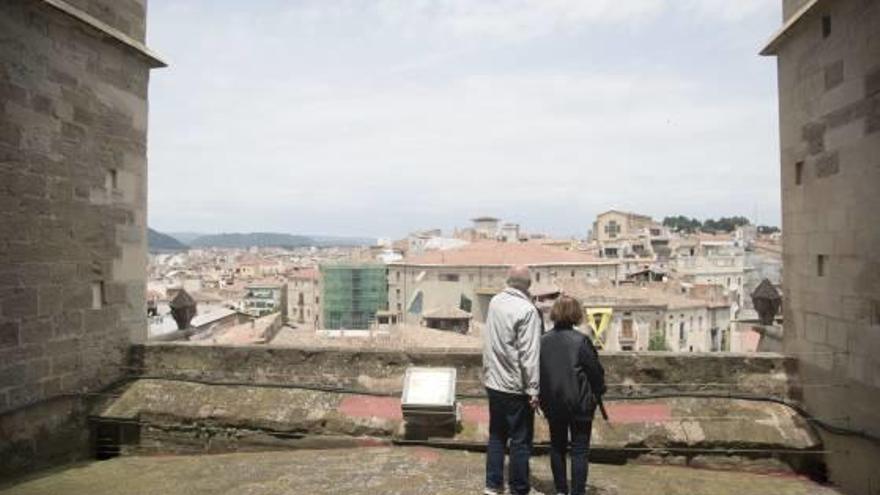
[320,264,388,329]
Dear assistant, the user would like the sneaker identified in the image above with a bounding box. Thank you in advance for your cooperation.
[483,488,505,495]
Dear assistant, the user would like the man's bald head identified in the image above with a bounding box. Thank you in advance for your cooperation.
[506,265,532,293]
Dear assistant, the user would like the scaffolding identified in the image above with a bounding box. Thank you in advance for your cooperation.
[320,263,388,330]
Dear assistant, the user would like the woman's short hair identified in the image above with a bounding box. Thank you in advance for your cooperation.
[549,295,584,327]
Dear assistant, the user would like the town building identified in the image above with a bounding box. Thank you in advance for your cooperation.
[320,263,388,329]
[762,0,880,492]
[561,282,732,352]
[388,241,621,325]
[241,284,288,318]
[287,267,320,327]
[470,216,500,239]
[591,210,670,259]
[421,306,472,334]
[669,233,750,315]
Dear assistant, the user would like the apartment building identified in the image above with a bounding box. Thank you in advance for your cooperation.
[388,241,621,325]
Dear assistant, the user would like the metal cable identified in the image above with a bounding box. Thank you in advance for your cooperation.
[86,416,836,456]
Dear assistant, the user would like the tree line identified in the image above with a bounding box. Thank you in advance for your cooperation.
[661,216,779,234]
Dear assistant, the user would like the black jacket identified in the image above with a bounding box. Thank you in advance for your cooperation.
[539,327,606,420]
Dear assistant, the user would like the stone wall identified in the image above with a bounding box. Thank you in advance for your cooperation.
[115,345,815,475]
[133,343,796,399]
[0,0,160,479]
[768,0,880,493]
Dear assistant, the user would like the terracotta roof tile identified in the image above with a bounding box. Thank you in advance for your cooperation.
[396,241,609,266]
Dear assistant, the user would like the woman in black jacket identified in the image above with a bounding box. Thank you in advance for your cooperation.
[539,296,605,495]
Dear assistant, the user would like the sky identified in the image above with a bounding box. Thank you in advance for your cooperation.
[146,0,783,239]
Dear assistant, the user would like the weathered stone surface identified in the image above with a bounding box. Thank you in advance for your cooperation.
[91,379,821,475]
[824,60,844,91]
[0,447,842,495]
[769,0,880,492]
[133,344,796,399]
[0,0,158,478]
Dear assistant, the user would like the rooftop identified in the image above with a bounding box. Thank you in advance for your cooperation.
[0,447,839,495]
[423,305,472,319]
[560,281,729,310]
[396,241,610,267]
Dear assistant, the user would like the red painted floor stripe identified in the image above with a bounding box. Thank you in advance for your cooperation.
[460,404,490,425]
[605,403,672,424]
[338,396,402,421]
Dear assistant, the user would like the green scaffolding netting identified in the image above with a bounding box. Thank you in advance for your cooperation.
[320,264,389,329]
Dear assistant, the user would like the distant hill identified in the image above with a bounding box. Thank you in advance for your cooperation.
[166,232,205,244]
[311,235,377,247]
[189,232,314,249]
[175,232,376,249]
[148,228,188,252]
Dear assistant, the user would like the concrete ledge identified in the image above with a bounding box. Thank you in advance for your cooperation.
[91,379,822,476]
[38,0,167,67]
[131,343,797,399]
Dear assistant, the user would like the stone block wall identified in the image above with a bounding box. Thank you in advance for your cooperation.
[133,344,796,400]
[770,0,880,493]
[0,0,159,479]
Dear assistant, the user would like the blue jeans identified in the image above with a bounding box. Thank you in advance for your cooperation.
[485,388,534,495]
[548,415,592,495]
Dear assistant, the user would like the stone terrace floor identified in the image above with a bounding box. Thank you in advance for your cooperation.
[1,447,840,495]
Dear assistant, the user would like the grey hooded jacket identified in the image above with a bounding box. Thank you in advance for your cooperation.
[482,287,542,396]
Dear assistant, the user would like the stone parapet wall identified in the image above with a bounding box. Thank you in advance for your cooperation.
[133,344,797,400]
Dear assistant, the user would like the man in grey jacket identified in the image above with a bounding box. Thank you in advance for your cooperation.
[483,265,543,495]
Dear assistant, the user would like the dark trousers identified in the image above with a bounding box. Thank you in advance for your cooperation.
[547,415,592,495]
[485,388,534,495]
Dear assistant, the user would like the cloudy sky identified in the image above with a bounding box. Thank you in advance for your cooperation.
[146,0,783,239]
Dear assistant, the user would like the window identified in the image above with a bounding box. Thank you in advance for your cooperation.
[604,220,621,239]
[460,294,472,313]
[817,255,826,277]
[822,15,831,38]
[408,291,423,314]
[91,281,104,309]
[795,161,804,185]
[871,300,879,326]
[396,271,400,282]
[679,322,686,342]
[621,319,634,340]
[439,273,460,282]
[535,272,541,282]
[570,270,575,278]
[395,288,400,298]
[105,169,118,191]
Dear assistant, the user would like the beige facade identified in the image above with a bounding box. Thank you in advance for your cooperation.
[288,269,321,328]
[592,210,654,243]
[563,284,732,352]
[763,0,880,493]
[389,263,616,325]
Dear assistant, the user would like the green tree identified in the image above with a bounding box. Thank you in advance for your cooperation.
[648,332,669,351]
